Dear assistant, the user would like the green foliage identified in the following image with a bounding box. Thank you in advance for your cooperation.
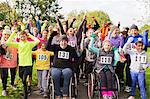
[140,24,150,38]
[14,0,62,18]
[67,10,111,28]
[0,13,6,21]
[0,2,19,25]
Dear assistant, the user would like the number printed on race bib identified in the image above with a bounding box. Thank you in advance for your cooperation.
[100,56,112,64]
[58,51,69,59]
[68,41,76,47]
[135,55,147,63]
[38,54,47,60]
[86,49,95,60]
[128,43,135,50]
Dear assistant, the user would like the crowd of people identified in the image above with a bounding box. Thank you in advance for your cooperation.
[0,15,150,99]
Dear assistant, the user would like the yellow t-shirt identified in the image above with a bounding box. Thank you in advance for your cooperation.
[33,49,54,70]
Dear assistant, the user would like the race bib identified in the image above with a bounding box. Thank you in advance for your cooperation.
[128,43,135,50]
[135,55,147,64]
[38,54,47,60]
[100,56,112,64]
[58,51,69,59]
[86,49,96,60]
[4,51,12,60]
[68,41,76,47]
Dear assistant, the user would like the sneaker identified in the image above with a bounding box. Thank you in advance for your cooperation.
[2,90,6,96]
[43,93,48,98]
[103,95,108,99]
[128,96,134,99]
[120,80,124,84]
[124,86,131,93]
[108,96,113,99]
[40,89,44,95]
[28,86,32,95]
[83,81,88,86]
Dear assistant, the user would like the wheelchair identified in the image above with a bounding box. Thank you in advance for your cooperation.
[87,67,120,99]
[47,70,78,99]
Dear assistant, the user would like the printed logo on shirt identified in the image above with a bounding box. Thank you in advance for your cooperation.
[135,55,147,64]
[100,56,112,64]
[38,54,47,60]
[58,51,69,59]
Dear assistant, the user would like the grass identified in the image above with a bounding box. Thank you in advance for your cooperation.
[0,49,150,98]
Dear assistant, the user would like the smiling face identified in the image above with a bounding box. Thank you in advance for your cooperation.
[130,29,138,36]
[135,41,144,53]
[42,30,48,40]
[19,31,27,41]
[111,28,119,37]
[41,43,46,50]
[60,39,68,49]
[103,40,112,52]
[67,28,74,36]
[3,34,10,41]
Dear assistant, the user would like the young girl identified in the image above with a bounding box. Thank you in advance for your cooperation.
[32,43,54,98]
[6,30,40,99]
[89,33,120,99]
[123,38,149,99]
[0,28,18,96]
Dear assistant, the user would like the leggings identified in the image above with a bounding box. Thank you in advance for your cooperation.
[1,67,16,90]
[19,66,32,99]
[100,70,113,96]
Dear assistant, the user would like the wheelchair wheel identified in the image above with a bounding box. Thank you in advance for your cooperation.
[71,73,78,98]
[88,73,95,99]
[69,77,73,99]
[48,76,55,99]
[112,74,120,99]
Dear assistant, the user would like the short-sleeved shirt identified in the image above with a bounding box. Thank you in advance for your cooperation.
[33,49,54,70]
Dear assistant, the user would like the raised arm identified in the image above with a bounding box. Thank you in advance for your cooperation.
[88,34,100,55]
[6,31,18,48]
[28,33,40,47]
[76,16,86,45]
[46,31,58,51]
[123,37,134,54]
[41,20,48,33]
[56,16,65,35]
[69,17,76,28]
[65,20,69,32]
[92,17,100,31]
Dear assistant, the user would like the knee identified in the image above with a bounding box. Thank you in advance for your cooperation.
[51,69,61,79]
[63,69,72,78]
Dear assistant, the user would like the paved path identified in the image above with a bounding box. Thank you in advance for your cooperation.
[29,80,129,99]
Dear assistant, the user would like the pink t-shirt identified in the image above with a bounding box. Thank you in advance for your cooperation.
[0,42,18,68]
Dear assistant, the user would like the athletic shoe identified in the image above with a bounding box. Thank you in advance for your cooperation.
[43,93,48,98]
[108,96,113,99]
[2,90,6,96]
[103,95,108,99]
[124,86,131,93]
[128,96,134,99]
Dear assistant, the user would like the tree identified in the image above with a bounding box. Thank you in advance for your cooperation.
[14,0,62,18]
[67,10,111,28]
[0,2,11,20]
[0,2,18,24]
